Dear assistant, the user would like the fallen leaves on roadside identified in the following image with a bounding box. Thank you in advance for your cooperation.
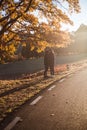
[0,60,87,122]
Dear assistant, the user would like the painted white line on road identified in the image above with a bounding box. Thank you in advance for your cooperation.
[59,78,65,83]
[48,85,56,91]
[30,96,43,105]
[4,117,21,130]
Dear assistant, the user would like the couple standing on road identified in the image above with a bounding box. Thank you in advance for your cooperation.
[44,47,55,78]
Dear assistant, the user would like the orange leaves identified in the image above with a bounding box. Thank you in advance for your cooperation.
[29,14,38,25]
[63,0,80,13]
[8,6,15,12]
[0,43,16,56]
[37,41,48,52]
[22,42,26,47]
[0,0,81,62]
[30,45,35,51]
[21,12,38,25]
[11,12,18,19]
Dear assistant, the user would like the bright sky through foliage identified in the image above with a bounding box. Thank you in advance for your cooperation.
[61,0,87,32]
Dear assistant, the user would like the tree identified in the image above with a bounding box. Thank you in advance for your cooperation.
[0,0,80,62]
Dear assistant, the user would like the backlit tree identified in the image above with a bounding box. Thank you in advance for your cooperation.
[0,0,80,62]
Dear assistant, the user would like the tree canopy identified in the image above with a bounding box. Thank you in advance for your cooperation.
[0,0,80,62]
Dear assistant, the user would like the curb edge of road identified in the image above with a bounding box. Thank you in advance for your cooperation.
[0,68,81,130]
[29,71,73,102]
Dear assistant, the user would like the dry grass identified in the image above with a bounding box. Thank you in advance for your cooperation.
[0,60,87,122]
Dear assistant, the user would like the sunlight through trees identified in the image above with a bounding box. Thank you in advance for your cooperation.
[0,0,80,62]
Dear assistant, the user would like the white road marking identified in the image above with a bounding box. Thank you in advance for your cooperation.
[48,85,56,91]
[4,117,22,130]
[30,96,43,105]
[59,78,65,83]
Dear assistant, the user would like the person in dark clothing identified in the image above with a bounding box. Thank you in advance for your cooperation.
[44,47,54,78]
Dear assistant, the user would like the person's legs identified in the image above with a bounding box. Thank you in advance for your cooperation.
[44,65,48,78]
[50,65,54,75]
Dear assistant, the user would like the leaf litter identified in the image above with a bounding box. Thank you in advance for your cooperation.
[0,59,87,122]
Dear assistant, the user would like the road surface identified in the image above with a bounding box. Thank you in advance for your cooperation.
[2,67,87,130]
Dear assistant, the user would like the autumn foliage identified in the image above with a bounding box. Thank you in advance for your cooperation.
[0,0,80,62]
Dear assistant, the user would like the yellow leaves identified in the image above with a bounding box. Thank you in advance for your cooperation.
[2,34,7,40]
[8,44,16,53]
[7,108,12,113]
[8,6,15,12]
[0,98,5,105]
[29,8,34,12]
[31,45,35,51]
[46,0,51,2]
[15,23,21,29]
[0,14,2,19]
[2,33,13,42]
[63,0,80,13]
[0,45,3,50]
[36,41,48,52]
[38,41,48,46]
[28,14,38,25]
[11,12,17,19]
[0,43,16,55]
[15,35,21,41]
[37,48,42,53]
[41,23,52,32]
[21,12,38,25]
[36,34,40,38]
[22,42,26,47]
[0,0,81,62]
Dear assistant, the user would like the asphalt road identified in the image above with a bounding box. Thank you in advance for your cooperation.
[3,67,87,130]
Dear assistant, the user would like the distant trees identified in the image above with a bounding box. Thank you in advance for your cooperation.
[55,24,87,55]
[0,0,80,62]
[73,24,87,54]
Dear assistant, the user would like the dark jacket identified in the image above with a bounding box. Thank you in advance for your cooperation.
[44,50,54,66]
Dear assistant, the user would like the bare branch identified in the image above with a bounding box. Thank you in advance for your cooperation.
[25,0,33,12]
